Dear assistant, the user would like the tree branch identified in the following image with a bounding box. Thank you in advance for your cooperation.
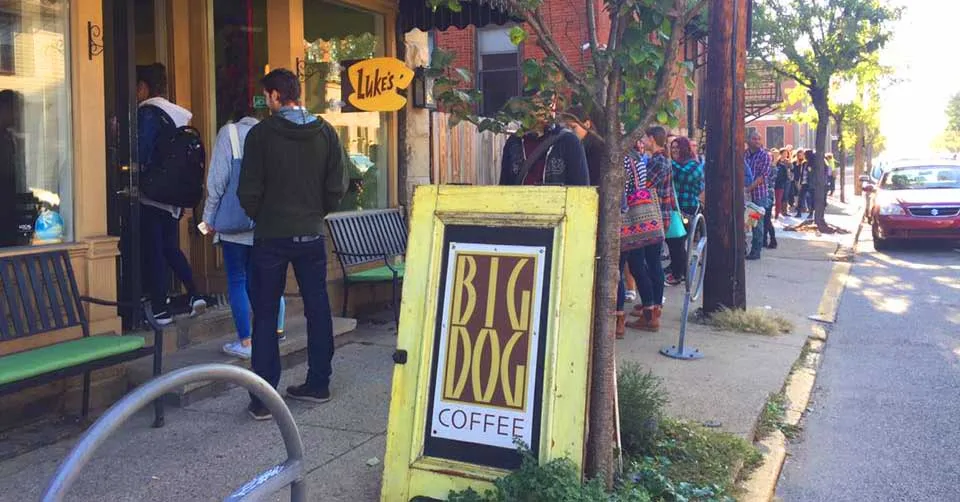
[508,2,598,107]
[586,0,607,103]
[683,0,708,25]
[619,1,686,152]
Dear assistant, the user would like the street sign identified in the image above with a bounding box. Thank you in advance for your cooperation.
[381,186,598,501]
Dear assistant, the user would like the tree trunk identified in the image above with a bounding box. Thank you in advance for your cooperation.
[854,127,864,196]
[834,114,846,204]
[810,87,830,231]
[703,0,747,313]
[585,140,626,488]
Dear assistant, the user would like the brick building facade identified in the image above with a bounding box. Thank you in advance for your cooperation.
[433,1,700,136]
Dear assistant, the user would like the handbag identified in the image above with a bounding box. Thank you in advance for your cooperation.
[620,157,664,251]
[211,124,256,234]
[665,187,687,239]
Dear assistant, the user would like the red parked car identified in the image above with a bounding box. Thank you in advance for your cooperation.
[863,162,960,250]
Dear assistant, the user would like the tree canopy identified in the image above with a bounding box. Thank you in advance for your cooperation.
[750,0,901,228]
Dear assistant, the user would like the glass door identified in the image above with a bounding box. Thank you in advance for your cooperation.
[104,0,159,329]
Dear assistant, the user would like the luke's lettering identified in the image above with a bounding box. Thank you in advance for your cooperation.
[356,67,396,99]
[442,254,534,410]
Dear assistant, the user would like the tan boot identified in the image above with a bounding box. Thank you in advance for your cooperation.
[616,312,626,339]
[645,305,662,332]
[626,306,661,332]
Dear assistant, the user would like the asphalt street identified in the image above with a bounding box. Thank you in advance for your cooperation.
[777,235,960,501]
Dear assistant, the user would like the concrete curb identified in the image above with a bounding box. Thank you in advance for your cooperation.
[740,223,860,502]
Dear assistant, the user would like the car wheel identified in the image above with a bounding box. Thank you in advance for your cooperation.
[872,222,891,251]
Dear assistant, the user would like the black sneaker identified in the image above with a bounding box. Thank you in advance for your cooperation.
[189,295,208,317]
[247,401,272,421]
[285,384,331,404]
[153,311,173,326]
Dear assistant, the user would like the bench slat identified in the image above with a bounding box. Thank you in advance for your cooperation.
[37,254,64,330]
[26,255,53,332]
[11,257,40,335]
[0,261,27,338]
[51,253,79,328]
[0,265,10,340]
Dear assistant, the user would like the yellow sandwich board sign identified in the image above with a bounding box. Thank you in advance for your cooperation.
[381,185,599,501]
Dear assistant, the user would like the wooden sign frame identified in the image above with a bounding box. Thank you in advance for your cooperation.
[382,186,599,501]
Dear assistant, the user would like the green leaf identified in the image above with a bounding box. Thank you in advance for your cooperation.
[509,26,528,46]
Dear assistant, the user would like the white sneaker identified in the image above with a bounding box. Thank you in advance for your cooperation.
[625,290,638,302]
[222,341,252,359]
[190,295,208,317]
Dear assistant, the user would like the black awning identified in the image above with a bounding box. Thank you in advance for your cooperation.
[399,0,518,33]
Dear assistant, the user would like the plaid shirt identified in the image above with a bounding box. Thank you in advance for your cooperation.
[646,152,675,230]
[745,148,771,205]
[672,159,704,214]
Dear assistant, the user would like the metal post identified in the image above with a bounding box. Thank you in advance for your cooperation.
[42,364,306,502]
[661,214,707,360]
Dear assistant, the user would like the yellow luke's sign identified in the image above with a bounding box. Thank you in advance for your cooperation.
[344,57,414,112]
[381,186,599,501]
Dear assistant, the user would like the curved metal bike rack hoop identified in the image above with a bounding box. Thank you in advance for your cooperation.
[42,364,306,502]
[661,213,708,360]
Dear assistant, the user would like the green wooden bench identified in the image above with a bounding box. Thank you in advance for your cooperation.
[325,209,407,323]
[0,250,166,427]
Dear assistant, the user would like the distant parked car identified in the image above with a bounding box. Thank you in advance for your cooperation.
[862,162,960,250]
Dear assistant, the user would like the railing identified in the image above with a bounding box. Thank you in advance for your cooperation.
[42,364,307,502]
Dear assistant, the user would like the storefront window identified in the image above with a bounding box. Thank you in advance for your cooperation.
[0,1,72,249]
[303,0,389,211]
[213,0,269,129]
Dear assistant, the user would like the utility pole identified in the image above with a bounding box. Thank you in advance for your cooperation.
[703,0,749,313]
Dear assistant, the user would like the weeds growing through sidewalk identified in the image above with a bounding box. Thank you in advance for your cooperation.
[756,392,801,441]
[708,308,794,336]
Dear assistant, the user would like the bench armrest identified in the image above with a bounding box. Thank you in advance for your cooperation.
[80,296,166,333]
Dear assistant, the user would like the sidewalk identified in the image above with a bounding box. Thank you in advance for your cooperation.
[0,203,859,501]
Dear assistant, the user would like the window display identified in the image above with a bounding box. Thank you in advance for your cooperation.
[0,1,72,248]
[303,0,389,211]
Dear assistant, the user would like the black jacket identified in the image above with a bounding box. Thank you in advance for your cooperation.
[499,125,590,186]
[582,132,609,187]
[238,115,347,239]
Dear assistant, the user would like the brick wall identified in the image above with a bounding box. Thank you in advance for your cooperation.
[434,0,610,91]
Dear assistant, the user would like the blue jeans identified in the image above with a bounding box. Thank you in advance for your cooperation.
[221,241,285,341]
[140,204,197,312]
[249,237,334,402]
[617,241,665,309]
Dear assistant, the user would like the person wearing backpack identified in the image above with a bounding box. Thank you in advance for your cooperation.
[136,63,206,325]
[238,69,347,421]
[201,105,286,360]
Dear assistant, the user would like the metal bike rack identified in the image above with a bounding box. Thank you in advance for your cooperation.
[661,212,707,360]
[42,364,307,502]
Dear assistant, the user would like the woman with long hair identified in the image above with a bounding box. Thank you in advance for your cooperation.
[665,136,703,285]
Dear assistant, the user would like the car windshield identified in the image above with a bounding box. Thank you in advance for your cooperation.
[880,166,960,190]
